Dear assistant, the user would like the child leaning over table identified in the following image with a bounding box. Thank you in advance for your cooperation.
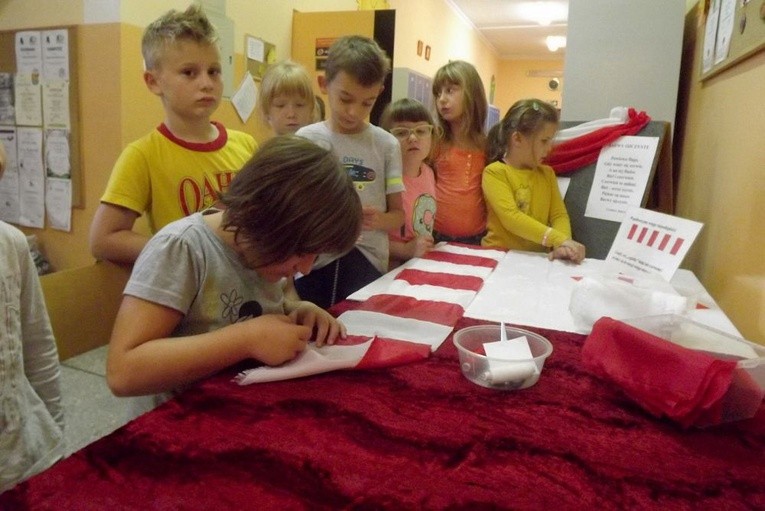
[482,99,585,263]
[258,60,316,136]
[295,35,405,308]
[380,98,437,269]
[106,136,362,419]
[89,4,257,266]
[0,142,66,494]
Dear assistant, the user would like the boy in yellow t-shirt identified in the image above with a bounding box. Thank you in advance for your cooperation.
[90,5,257,265]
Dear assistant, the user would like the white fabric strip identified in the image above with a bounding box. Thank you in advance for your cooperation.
[235,340,373,385]
[407,259,494,279]
[432,243,506,262]
[337,310,454,350]
[381,280,476,308]
[553,106,630,143]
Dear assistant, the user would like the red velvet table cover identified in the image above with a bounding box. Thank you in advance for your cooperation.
[3,314,765,510]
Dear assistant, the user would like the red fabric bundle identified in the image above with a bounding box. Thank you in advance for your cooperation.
[546,108,651,174]
[582,317,737,428]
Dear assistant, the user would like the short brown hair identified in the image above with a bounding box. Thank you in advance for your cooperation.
[324,35,391,87]
[219,135,362,267]
[142,4,218,70]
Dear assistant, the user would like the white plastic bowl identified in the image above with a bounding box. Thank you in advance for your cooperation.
[453,325,553,390]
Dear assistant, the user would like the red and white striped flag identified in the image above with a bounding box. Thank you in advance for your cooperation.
[236,243,504,385]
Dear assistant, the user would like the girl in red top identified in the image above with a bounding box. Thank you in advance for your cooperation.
[431,60,488,245]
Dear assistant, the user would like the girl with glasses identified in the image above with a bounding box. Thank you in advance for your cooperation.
[381,99,437,268]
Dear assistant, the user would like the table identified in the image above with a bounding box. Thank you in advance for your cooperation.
[2,298,764,510]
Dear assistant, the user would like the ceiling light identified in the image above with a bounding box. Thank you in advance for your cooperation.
[546,35,567,52]
[520,1,568,26]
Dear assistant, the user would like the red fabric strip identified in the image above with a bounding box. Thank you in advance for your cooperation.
[395,269,484,291]
[422,250,498,269]
[355,337,431,369]
[356,294,465,327]
[582,317,738,428]
[546,109,651,174]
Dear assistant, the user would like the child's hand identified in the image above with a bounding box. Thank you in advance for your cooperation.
[243,314,310,365]
[411,234,435,258]
[288,301,347,347]
[548,239,586,264]
[362,206,383,231]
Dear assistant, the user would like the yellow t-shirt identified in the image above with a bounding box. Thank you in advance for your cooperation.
[101,122,257,233]
[481,160,571,251]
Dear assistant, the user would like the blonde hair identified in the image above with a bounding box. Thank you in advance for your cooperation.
[258,60,315,118]
[142,4,218,70]
[432,60,488,151]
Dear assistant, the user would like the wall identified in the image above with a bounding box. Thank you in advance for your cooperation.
[561,0,685,125]
[494,59,564,116]
[675,4,765,344]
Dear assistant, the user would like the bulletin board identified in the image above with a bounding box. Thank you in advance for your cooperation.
[700,0,765,80]
[0,26,82,208]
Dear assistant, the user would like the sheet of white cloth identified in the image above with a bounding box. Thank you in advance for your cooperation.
[464,251,741,337]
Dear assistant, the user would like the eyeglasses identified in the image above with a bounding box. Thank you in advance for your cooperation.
[390,125,434,140]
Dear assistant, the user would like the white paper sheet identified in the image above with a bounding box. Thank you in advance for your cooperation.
[604,207,703,281]
[42,29,69,82]
[0,128,21,223]
[15,31,43,77]
[585,136,659,222]
[231,72,257,123]
[714,0,736,65]
[14,74,43,127]
[42,81,70,129]
[702,0,721,73]
[16,127,45,228]
[45,177,71,231]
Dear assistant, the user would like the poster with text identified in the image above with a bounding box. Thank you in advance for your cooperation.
[585,136,659,222]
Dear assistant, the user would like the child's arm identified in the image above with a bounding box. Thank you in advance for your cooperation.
[546,172,585,263]
[389,234,434,263]
[362,192,405,232]
[89,203,148,264]
[283,278,347,347]
[483,166,569,249]
[106,296,310,397]
[19,232,64,430]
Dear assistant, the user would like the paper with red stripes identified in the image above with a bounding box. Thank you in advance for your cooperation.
[605,207,702,281]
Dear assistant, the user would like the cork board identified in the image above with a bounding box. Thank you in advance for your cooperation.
[0,26,82,208]
[700,0,765,80]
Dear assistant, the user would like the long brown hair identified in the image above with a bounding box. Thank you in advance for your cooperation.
[431,60,488,152]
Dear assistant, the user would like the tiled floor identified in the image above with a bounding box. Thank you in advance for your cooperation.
[59,345,130,455]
